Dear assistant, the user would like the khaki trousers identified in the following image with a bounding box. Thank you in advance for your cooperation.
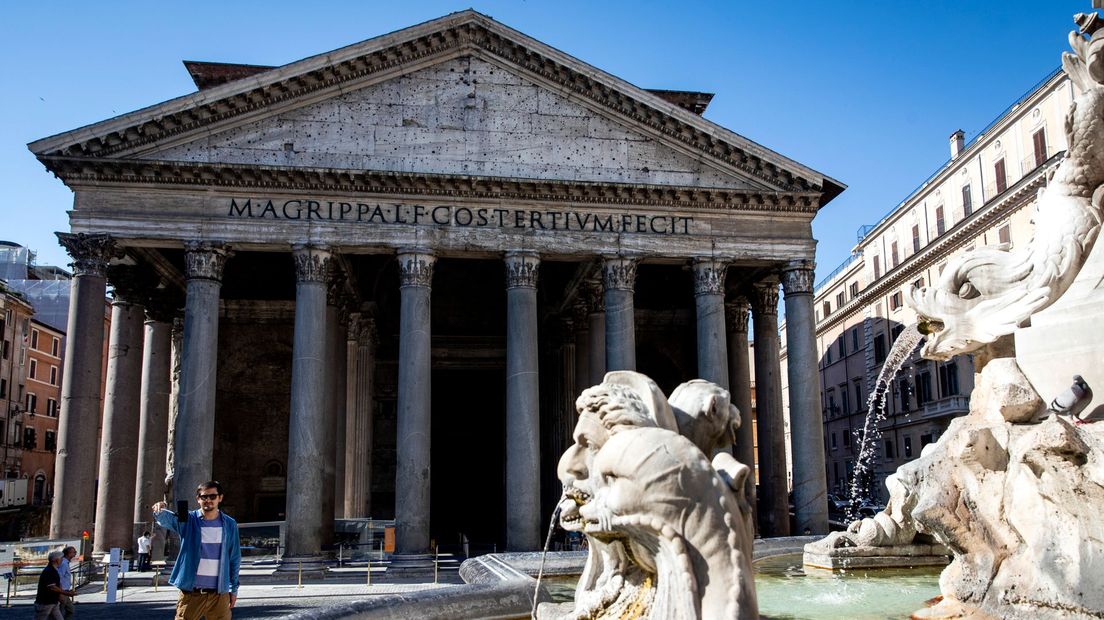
[174,591,232,620]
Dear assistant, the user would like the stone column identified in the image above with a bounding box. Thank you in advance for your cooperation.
[585,280,606,385]
[172,242,231,511]
[602,257,637,372]
[133,309,173,562]
[751,278,789,537]
[394,250,435,558]
[281,245,332,569]
[693,258,729,388]
[164,318,184,515]
[331,295,350,521]
[344,315,376,518]
[504,251,541,551]
[50,233,119,539]
[782,260,829,535]
[319,267,345,539]
[94,267,149,554]
[726,298,757,526]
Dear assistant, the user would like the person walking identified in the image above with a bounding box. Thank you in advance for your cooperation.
[34,551,75,620]
[57,546,77,619]
[152,481,241,620]
[136,531,152,572]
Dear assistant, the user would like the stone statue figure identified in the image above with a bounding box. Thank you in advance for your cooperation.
[547,372,757,619]
[906,12,1104,360]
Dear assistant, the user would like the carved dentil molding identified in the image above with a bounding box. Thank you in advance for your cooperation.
[183,241,233,282]
[56,232,123,278]
[750,280,779,312]
[692,258,728,296]
[291,244,332,283]
[725,298,750,333]
[504,251,540,289]
[397,251,436,287]
[602,257,638,291]
[780,260,816,296]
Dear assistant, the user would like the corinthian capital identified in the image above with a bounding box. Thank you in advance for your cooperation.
[750,279,780,313]
[56,233,123,277]
[585,279,605,313]
[780,260,816,296]
[504,251,540,289]
[292,245,332,283]
[726,297,750,333]
[602,256,638,291]
[692,258,728,296]
[397,250,435,288]
[184,241,233,282]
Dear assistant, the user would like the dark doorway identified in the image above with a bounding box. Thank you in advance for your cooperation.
[431,367,506,553]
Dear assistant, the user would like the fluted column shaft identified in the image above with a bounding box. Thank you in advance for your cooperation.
[782,261,829,535]
[173,242,231,511]
[726,298,757,528]
[505,251,541,551]
[602,257,637,372]
[283,245,332,562]
[693,259,729,388]
[133,318,172,560]
[585,281,606,385]
[344,316,376,518]
[395,251,435,555]
[751,279,789,537]
[51,233,118,539]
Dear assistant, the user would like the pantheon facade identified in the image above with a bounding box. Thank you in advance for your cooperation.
[29,11,841,565]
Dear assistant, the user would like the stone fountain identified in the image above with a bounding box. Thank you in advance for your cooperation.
[807,9,1104,619]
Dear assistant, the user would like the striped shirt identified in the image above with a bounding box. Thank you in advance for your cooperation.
[194,514,223,589]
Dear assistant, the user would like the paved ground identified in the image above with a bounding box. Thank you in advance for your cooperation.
[0,568,464,619]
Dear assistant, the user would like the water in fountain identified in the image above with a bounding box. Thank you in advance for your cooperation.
[531,503,562,619]
[846,323,924,520]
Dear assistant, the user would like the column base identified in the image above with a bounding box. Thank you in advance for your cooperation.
[386,553,436,577]
[276,554,329,576]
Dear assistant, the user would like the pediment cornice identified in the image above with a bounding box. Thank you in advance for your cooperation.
[28,11,843,204]
[41,155,821,214]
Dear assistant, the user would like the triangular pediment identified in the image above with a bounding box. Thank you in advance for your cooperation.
[28,10,843,201]
[144,57,757,189]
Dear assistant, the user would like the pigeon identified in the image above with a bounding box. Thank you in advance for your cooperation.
[1048,375,1094,422]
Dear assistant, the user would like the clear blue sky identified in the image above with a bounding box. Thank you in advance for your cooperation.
[0,1,1086,275]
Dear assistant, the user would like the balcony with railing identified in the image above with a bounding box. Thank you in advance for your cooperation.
[919,395,970,421]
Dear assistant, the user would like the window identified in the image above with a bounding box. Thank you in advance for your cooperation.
[23,427,36,450]
[935,206,946,235]
[838,334,846,357]
[28,359,37,380]
[885,439,895,460]
[12,422,21,447]
[840,383,850,414]
[891,324,904,341]
[1033,128,1047,167]
[904,436,914,458]
[26,393,37,414]
[962,185,972,217]
[939,361,960,396]
[45,430,57,452]
[891,241,899,268]
[873,256,881,279]
[0,378,5,399]
[30,329,39,350]
[994,158,1007,193]
[854,379,864,411]
[834,462,841,487]
[874,334,887,364]
[825,345,833,365]
[47,398,58,417]
[916,370,933,405]
[831,432,837,449]
[913,277,925,289]
[889,291,903,311]
[822,301,831,317]
[851,328,859,351]
[2,340,8,360]
[899,378,911,411]
[849,282,859,299]
[921,433,935,448]
[836,291,845,309]
[998,224,1010,245]
[51,337,59,357]
[828,390,838,417]
[842,430,850,448]
[49,366,57,386]
[912,225,921,253]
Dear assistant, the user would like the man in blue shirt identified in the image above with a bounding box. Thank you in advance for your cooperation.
[57,546,76,618]
[153,481,241,620]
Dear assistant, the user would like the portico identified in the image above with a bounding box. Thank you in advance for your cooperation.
[31,10,841,554]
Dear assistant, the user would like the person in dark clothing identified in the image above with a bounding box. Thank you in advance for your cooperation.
[35,551,75,620]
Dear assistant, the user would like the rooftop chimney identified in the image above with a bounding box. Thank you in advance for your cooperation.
[949,129,966,160]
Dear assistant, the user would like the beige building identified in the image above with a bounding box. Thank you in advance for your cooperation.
[782,67,1073,504]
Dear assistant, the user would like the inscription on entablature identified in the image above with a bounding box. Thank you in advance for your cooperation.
[226,197,693,235]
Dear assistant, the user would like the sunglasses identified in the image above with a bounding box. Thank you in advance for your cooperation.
[196,493,221,500]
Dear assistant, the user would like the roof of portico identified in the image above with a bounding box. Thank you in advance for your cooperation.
[28,10,844,207]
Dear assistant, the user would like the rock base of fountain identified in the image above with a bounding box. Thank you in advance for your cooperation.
[802,541,950,572]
